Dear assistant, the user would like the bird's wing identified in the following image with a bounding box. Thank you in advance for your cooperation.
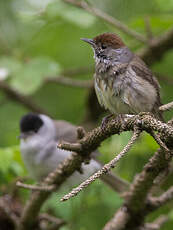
[53,120,78,143]
[130,56,163,119]
[54,119,99,158]
[118,55,162,117]
[130,55,161,97]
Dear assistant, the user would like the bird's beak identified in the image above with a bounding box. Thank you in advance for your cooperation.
[81,38,95,46]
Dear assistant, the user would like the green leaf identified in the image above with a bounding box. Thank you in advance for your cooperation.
[157,0,173,11]
[0,57,22,76]
[0,146,25,183]
[10,56,61,94]
[46,0,96,28]
[0,147,13,173]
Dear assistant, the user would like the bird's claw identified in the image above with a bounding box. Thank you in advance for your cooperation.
[101,114,115,129]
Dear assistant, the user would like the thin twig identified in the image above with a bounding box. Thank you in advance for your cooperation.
[150,131,170,155]
[62,66,93,77]
[138,27,173,65]
[159,101,173,111]
[16,181,56,191]
[46,75,93,88]
[40,213,65,224]
[153,165,170,185]
[140,215,168,230]
[39,213,66,230]
[58,142,82,153]
[0,81,51,116]
[63,0,147,43]
[144,16,153,41]
[60,128,141,201]
[148,186,173,210]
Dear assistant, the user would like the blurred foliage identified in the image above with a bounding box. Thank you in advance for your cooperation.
[0,0,173,229]
[0,146,25,186]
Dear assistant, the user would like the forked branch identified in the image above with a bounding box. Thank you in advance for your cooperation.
[61,128,141,201]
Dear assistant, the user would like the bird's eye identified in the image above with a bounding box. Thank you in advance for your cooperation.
[101,44,107,49]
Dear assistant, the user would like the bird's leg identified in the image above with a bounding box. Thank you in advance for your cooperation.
[101,114,115,129]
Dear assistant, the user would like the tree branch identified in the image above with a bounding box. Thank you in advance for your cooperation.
[0,81,51,116]
[39,213,66,230]
[17,112,173,230]
[147,186,173,211]
[45,75,93,88]
[63,0,147,43]
[62,66,92,77]
[17,151,84,230]
[159,101,173,112]
[150,131,170,155]
[144,16,153,41]
[138,28,173,65]
[140,215,168,230]
[59,113,173,154]
[103,119,173,230]
[0,196,19,229]
[16,181,56,192]
[61,128,141,201]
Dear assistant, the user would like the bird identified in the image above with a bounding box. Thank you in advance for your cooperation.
[81,33,163,122]
[19,113,129,192]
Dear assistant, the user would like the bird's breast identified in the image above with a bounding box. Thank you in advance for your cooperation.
[95,75,119,113]
[96,75,114,92]
[94,71,132,114]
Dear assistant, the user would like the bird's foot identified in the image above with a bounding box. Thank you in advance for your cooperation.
[101,114,115,129]
[138,112,152,117]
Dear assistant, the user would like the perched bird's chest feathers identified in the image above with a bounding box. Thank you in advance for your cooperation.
[20,136,58,180]
[94,60,129,114]
[20,136,44,157]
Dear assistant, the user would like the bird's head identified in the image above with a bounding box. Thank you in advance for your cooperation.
[19,113,55,141]
[81,33,125,61]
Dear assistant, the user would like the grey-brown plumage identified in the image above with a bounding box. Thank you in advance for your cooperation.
[81,33,163,121]
[20,113,129,193]
[54,120,77,143]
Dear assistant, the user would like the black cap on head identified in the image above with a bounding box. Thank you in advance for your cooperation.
[20,113,43,133]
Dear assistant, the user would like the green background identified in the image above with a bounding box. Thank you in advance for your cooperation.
[0,0,173,229]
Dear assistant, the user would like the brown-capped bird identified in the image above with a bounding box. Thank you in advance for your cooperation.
[81,33,163,121]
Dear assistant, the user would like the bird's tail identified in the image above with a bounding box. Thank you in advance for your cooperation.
[100,171,129,193]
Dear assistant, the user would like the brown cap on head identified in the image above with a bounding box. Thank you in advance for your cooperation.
[93,33,125,49]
